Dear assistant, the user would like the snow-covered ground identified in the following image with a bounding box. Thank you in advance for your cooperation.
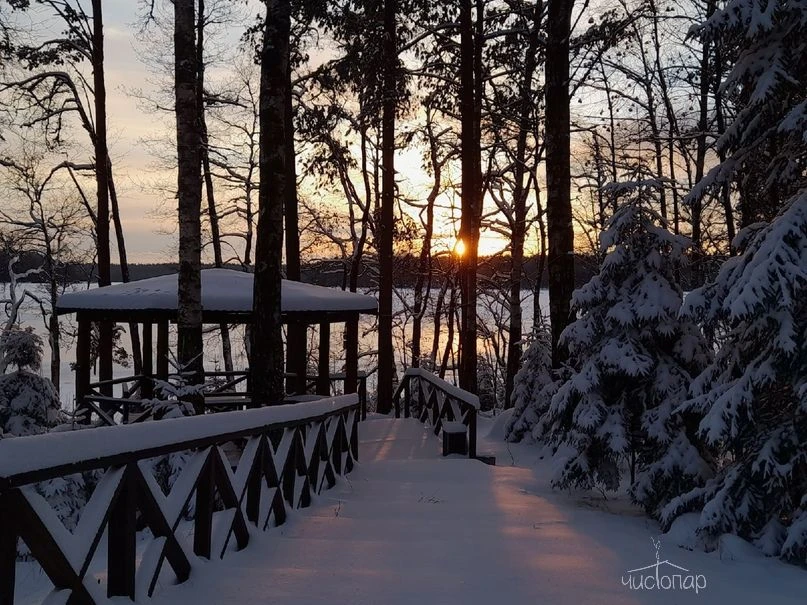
[15,414,797,605]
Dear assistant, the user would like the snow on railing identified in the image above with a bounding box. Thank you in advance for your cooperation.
[391,368,478,458]
[0,395,360,604]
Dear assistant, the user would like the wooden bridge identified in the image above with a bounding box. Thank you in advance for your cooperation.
[0,369,483,605]
[4,367,800,605]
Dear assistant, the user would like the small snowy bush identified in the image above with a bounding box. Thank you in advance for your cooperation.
[505,323,557,442]
[0,327,90,536]
[664,194,807,563]
[543,194,712,502]
[141,356,204,496]
[0,326,43,373]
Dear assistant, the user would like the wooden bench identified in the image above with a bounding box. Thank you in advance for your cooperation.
[441,421,468,456]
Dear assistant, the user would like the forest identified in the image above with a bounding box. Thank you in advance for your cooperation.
[0,0,805,570]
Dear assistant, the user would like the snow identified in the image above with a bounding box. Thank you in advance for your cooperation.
[0,395,358,482]
[55,269,378,315]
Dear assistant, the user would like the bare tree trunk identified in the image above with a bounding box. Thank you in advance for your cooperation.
[196,0,233,374]
[377,0,396,414]
[91,0,113,394]
[252,0,290,405]
[458,0,483,394]
[545,0,576,365]
[430,276,448,367]
[411,112,440,370]
[175,0,204,400]
[283,20,305,394]
[107,172,142,376]
[504,0,542,408]
[440,278,458,380]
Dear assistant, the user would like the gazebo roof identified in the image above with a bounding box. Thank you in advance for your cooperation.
[56,269,378,323]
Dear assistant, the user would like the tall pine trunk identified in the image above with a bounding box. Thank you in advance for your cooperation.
[377,0,396,413]
[252,0,290,406]
[458,0,483,394]
[284,38,306,395]
[91,0,113,395]
[504,0,542,407]
[545,0,575,365]
[196,0,234,373]
[175,0,204,399]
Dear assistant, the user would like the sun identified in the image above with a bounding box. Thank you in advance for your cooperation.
[453,238,467,258]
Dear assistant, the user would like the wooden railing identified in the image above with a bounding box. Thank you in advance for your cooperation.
[391,368,479,458]
[81,371,368,426]
[0,395,360,604]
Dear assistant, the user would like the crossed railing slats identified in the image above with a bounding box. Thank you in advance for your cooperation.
[391,368,479,458]
[0,396,359,605]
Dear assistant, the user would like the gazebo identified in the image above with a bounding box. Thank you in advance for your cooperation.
[56,269,377,419]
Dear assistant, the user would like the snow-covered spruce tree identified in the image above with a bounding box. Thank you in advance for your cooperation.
[687,0,806,222]
[0,328,90,533]
[0,327,60,436]
[505,322,557,443]
[544,196,712,503]
[664,196,807,562]
[658,0,807,563]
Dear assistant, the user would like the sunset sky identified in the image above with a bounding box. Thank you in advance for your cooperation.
[7,1,534,263]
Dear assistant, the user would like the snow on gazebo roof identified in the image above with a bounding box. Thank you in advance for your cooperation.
[56,269,378,322]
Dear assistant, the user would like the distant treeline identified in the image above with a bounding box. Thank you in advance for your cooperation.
[0,252,717,290]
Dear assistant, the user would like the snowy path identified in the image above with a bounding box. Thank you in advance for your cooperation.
[144,417,805,605]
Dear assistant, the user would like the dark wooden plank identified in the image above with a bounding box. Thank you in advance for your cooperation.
[0,494,17,605]
[331,417,344,476]
[194,451,215,559]
[281,431,298,508]
[359,376,367,421]
[75,315,92,424]
[108,465,137,599]
[156,321,169,381]
[141,323,153,400]
[317,322,331,396]
[468,408,477,458]
[245,438,266,525]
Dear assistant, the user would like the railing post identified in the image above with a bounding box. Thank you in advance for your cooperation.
[359,375,367,421]
[468,407,477,459]
[404,375,411,419]
[351,409,359,462]
[194,450,215,559]
[75,313,92,424]
[141,322,154,400]
[317,322,331,396]
[156,320,169,381]
[0,493,17,605]
[108,464,137,599]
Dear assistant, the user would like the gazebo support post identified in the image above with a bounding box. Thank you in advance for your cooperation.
[99,321,113,397]
[75,313,92,423]
[142,323,153,399]
[292,322,308,396]
[317,322,330,396]
[286,324,307,396]
[157,320,169,381]
[344,314,358,395]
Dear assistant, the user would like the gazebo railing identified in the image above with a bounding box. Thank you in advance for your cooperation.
[79,371,368,426]
[0,395,360,604]
[391,368,479,458]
